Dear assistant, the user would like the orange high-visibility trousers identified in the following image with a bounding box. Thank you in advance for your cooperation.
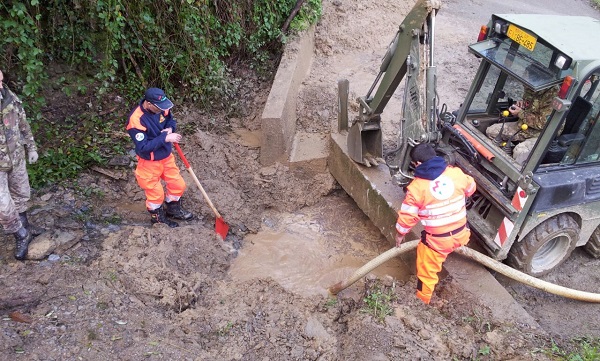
[415,227,471,304]
[135,154,186,209]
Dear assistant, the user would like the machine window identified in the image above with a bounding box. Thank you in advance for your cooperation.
[565,73,600,165]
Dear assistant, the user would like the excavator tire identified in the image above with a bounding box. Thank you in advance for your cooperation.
[507,214,579,277]
[583,226,600,258]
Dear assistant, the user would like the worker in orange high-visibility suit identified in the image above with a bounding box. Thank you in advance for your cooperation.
[395,143,476,304]
[126,88,194,227]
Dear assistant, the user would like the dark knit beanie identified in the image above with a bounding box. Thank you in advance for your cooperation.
[410,143,437,163]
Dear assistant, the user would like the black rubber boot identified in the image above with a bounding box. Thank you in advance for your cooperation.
[165,200,194,220]
[19,212,45,237]
[149,206,179,228]
[13,227,32,260]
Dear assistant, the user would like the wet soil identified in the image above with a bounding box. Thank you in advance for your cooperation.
[1,0,599,360]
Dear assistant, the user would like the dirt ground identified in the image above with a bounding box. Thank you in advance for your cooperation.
[1,0,599,360]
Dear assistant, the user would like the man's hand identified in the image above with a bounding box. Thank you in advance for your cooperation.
[509,104,522,116]
[395,233,404,247]
[28,150,38,164]
[162,127,173,135]
[165,133,182,143]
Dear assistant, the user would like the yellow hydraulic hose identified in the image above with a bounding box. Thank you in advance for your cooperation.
[328,240,600,302]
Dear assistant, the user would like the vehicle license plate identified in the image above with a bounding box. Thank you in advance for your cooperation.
[507,24,537,51]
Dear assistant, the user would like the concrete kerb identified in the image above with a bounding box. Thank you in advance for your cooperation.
[260,25,316,166]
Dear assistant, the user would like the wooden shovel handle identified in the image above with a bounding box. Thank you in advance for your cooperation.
[174,143,222,218]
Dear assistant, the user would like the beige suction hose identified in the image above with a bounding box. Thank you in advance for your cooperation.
[328,240,600,303]
[328,240,418,295]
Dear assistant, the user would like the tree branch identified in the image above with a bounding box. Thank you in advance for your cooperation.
[281,0,306,34]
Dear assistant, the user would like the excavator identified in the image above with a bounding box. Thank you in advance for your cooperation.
[337,0,600,276]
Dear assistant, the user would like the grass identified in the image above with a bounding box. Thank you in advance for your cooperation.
[361,281,396,322]
[217,321,234,336]
[544,337,600,360]
[461,311,492,333]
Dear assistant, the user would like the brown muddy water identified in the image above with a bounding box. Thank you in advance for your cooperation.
[230,193,415,298]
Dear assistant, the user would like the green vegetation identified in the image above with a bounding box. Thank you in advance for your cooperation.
[544,337,600,361]
[361,281,396,322]
[324,297,338,308]
[217,321,234,337]
[461,311,492,333]
[1,0,322,188]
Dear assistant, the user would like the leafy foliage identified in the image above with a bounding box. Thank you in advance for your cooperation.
[361,281,396,322]
[545,337,600,361]
[27,111,128,188]
[0,0,322,188]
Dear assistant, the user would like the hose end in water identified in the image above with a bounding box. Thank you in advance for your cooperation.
[328,282,344,295]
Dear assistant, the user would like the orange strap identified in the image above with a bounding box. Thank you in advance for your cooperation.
[453,124,495,161]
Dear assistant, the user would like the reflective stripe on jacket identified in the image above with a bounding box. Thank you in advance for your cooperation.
[396,165,476,236]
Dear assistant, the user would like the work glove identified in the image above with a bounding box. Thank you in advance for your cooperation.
[165,132,182,143]
[28,150,38,164]
[395,233,404,248]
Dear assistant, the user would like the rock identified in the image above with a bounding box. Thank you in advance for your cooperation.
[260,166,277,177]
[27,230,83,260]
[370,353,389,361]
[27,237,54,260]
[304,316,331,344]
[108,155,131,167]
[418,328,432,340]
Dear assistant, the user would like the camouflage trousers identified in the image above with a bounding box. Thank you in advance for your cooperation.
[485,121,541,142]
[513,138,538,165]
[0,158,30,234]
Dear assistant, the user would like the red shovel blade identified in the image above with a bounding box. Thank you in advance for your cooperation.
[216,217,229,240]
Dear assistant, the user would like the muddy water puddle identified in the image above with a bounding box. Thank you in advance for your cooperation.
[230,193,415,298]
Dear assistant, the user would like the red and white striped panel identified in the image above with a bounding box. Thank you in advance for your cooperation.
[494,187,527,247]
[494,217,514,246]
[511,186,528,211]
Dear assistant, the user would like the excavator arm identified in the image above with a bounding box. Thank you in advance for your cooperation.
[339,0,442,171]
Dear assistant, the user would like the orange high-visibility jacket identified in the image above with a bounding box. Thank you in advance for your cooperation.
[396,162,476,237]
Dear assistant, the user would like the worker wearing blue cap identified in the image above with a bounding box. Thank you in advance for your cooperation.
[126,87,194,227]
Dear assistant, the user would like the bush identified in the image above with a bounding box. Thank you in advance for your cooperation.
[0,0,323,188]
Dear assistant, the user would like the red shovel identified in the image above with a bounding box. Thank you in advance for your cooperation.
[174,143,229,240]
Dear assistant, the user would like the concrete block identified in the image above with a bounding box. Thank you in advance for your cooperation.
[444,254,540,329]
[260,26,315,165]
[290,132,329,175]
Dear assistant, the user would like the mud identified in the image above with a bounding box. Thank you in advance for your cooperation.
[1,0,599,360]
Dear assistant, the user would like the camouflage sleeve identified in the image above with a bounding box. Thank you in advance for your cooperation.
[16,98,37,153]
[520,87,556,130]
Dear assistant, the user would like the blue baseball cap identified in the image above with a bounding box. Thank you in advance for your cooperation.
[144,87,174,110]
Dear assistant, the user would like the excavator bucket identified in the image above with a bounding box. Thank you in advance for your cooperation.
[347,119,383,166]
[339,78,384,166]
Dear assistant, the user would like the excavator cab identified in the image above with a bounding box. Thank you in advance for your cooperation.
[442,14,600,276]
